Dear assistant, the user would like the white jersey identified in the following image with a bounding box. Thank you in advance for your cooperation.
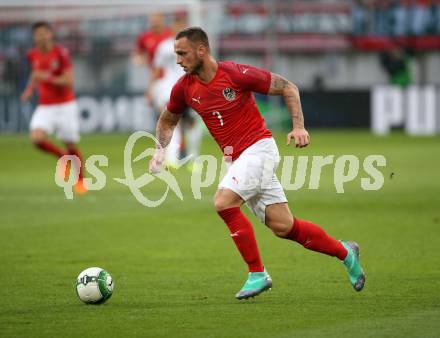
[153,37,184,86]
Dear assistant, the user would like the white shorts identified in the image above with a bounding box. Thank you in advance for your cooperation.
[218,137,288,224]
[30,100,80,143]
[152,78,173,110]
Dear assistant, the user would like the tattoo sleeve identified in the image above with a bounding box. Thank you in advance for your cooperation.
[268,73,305,129]
[156,109,181,148]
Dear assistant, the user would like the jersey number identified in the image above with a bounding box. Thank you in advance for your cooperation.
[212,111,224,127]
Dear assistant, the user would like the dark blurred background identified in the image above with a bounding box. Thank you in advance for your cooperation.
[1,0,439,135]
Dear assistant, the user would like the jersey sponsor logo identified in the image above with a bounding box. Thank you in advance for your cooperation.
[222,87,236,101]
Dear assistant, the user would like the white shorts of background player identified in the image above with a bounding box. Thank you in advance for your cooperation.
[30,100,80,143]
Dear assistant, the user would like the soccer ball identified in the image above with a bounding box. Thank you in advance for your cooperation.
[76,267,114,304]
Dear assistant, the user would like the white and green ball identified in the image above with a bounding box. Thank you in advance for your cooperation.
[76,267,114,304]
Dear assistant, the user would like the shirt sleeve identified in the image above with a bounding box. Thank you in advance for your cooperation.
[230,63,272,94]
[166,79,188,115]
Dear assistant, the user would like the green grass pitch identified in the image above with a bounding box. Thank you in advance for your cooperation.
[0,130,439,338]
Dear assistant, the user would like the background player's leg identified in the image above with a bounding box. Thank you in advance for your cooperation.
[54,100,86,192]
[165,123,182,167]
[185,114,202,160]
[215,188,264,272]
[265,203,347,260]
[30,129,65,158]
[64,141,87,194]
[64,141,84,181]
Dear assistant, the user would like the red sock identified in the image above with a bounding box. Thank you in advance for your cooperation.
[284,218,348,260]
[218,207,264,272]
[35,140,65,158]
[66,146,84,180]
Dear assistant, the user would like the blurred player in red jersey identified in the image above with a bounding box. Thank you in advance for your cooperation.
[133,12,172,66]
[132,12,172,103]
[149,27,365,300]
[20,22,87,194]
[151,14,202,169]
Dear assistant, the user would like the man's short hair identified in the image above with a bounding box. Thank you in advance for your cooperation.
[32,21,52,32]
[175,26,209,49]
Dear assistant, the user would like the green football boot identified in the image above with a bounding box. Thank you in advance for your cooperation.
[235,268,272,300]
[341,240,366,292]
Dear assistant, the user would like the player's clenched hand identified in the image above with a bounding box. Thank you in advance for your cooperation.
[149,147,166,174]
[286,128,310,148]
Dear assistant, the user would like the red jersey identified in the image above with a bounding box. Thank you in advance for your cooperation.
[27,44,75,105]
[136,28,172,64]
[167,61,273,160]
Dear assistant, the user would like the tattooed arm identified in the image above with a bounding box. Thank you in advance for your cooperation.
[149,109,181,173]
[268,73,310,148]
[156,109,181,148]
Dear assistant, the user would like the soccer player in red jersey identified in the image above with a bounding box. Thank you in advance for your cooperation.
[132,13,172,103]
[149,27,365,299]
[20,21,86,194]
[133,13,172,67]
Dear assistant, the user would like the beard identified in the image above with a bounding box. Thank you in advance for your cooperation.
[190,57,204,75]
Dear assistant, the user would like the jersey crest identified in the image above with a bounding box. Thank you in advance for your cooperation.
[222,87,236,101]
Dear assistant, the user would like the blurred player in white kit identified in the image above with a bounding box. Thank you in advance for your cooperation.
[151,14,202,168]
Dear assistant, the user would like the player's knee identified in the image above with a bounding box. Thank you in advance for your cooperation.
[213,195,227,212]
[273,228,291,238]
[267,220,292,238]
[213,194,238,212]
[213,189,243,212]
[30,130,46,145]
[265,204,294,238]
